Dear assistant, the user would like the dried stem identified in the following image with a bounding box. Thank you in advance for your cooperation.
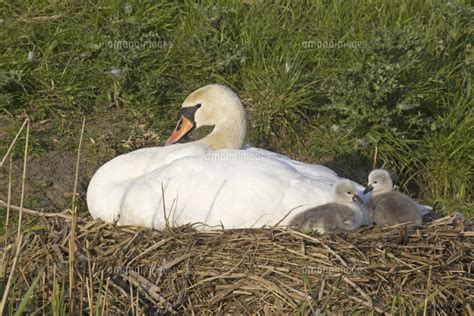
[423,264,433,316]
[0,118,28,169]
[69,117,86,314]
[0,199,72,220]
[1,157,13,273]
[372,144,378,169]
[0,119,29,313]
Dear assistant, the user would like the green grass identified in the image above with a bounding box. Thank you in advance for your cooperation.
[0,0,472,221]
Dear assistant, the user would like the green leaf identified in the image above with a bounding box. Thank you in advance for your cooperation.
[14,266,46,316]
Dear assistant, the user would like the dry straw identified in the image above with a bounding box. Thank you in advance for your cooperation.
[68,117,86,314]
[1,208,472,314]
[0,120,30,313]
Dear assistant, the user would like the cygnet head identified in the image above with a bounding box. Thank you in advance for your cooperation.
[165,84,247,149]
[363,169,393,195]
[333,180,363,204]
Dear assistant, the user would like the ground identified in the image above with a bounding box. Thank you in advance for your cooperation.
[0,107,159,211]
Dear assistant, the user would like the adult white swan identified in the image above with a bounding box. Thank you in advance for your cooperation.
[87,84,364,229]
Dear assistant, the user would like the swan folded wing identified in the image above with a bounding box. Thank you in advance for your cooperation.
[243,147,339,181]
[119,151,335,229]
[243,147,368,204]
[119,154,283,229]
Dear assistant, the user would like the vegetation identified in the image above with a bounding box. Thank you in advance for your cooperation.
[1,0,472,215]
[0,0,472,313]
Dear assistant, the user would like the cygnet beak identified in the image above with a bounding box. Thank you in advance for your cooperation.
[362,185,374,195]
[352,194,363,204]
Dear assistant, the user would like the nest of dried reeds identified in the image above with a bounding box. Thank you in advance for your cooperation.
[1,209,473,315]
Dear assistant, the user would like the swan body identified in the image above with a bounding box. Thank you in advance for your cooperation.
[87,84,366,230]
[88,143,348,229]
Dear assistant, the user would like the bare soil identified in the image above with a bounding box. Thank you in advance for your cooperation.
[0,106,162,213]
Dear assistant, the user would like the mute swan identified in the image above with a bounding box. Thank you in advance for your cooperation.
[289,180,370,233]
[87,84,364,229]
[363,169,423,226]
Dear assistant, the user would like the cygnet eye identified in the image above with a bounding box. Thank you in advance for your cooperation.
[347,191,352,194]
[373,181,378,184]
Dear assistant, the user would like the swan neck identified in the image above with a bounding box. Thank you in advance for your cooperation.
[199,115,246,150]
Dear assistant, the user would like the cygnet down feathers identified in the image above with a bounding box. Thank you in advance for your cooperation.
[290,180,369,233]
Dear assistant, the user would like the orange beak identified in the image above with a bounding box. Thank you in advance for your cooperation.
[165,115,194,146]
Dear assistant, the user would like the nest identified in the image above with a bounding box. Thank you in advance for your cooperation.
[1,211,473,314]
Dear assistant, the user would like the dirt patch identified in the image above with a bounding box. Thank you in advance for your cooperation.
[0,151,96,210]
[0,106,163,212]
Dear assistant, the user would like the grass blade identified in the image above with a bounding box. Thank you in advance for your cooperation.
[14,266,46,316]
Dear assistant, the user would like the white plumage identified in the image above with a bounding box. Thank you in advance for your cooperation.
[87,84,367,230]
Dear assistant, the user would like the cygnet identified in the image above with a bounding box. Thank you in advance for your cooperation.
[290,180,368,233]
[363,169,422,226]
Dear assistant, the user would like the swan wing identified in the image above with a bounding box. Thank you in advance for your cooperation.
[243,147,368,201]
[243,147,338,181]
[118,149,335,229]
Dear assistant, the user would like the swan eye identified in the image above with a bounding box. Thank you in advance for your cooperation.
[347,191,351,194]
[196,103,202,109]
[373,181,378,184]
[176,118,183,130]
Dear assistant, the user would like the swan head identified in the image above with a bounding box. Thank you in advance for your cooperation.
[333,180,363,204]
[165,84,246,149]
[363,169,393,195]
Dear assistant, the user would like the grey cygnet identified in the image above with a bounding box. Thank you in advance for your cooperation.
[290,180,368,233]
[363,169,422,226]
